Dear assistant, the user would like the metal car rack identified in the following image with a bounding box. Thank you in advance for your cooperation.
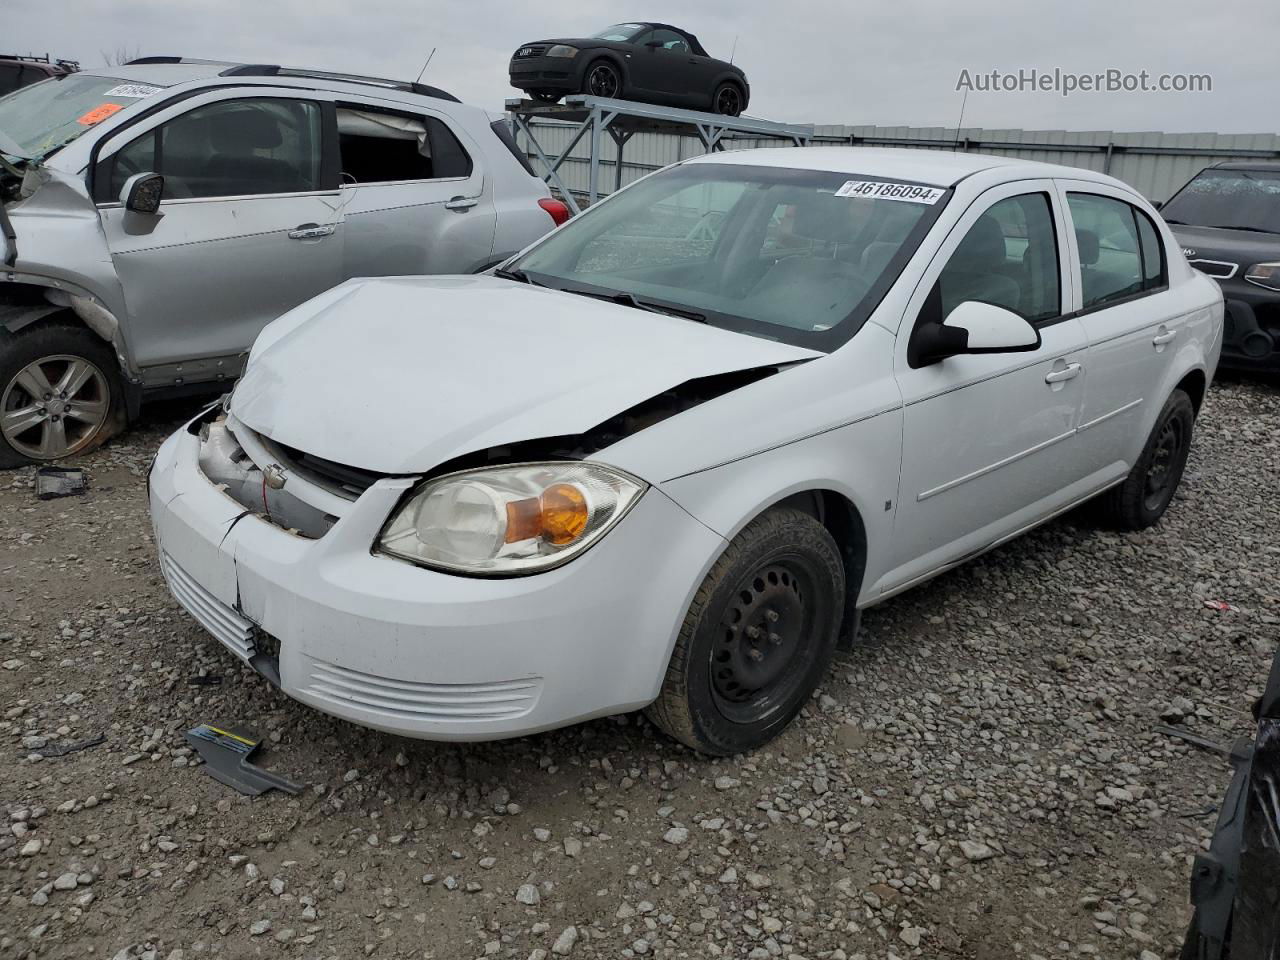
[506,95,815,214]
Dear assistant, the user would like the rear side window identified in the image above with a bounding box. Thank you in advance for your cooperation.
[937,193,1061,323]
[1067,192,1164,309]
[336,107,472,184]
[0,64,21,96]
[109,98,323,200]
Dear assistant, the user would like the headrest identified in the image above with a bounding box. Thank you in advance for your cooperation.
[1076,228,1100,266]
[208,109,284,153]
[951,214,1007,270]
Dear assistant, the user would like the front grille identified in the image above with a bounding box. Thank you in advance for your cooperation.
[160,552,255,660]
[256,434,386,501]
[1189,259,1238,279]
[305,660,543,722]
[513,44,548,59]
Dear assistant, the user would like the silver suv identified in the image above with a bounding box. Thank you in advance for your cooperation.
[0,58,564,466]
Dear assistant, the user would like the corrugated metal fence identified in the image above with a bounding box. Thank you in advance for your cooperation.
[515,119,1280,203]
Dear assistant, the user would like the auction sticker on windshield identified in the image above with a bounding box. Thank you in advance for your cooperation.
[76,103,125,126]
[103,83,162,99]
[836,180,945,204]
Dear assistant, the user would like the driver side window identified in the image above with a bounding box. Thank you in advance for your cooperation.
[107,98,323,201]
[937,193,1060,323]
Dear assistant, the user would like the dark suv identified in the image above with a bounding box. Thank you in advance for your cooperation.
[0,55,78,96]
[1160,162,1280,371]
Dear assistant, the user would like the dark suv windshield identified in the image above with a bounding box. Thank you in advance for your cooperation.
[511,162,950,352]
[0,73,163,160]
[1162,168,1280,233]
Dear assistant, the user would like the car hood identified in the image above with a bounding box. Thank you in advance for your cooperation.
[1169,223,1280,267]
[230,275,820,475]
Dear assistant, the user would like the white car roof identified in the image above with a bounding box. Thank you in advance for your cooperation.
[689,146,1124,191]
[81,63,231,86]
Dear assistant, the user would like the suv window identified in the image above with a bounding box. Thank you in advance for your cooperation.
[0,64,22,96]
[336,107,473,184]
[938,193,1060,323]
[109,98,323,200]
[649,29,691,52]
[1067,193,1163,308]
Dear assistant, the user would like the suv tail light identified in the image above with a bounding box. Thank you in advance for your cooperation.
[538,198,571,226]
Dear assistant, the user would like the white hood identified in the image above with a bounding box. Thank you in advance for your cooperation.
[231,275,820,474]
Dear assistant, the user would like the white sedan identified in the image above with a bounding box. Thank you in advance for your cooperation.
[148,148,1222,755]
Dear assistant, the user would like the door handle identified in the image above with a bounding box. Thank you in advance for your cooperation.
[1152,329,1177,346]
[444,196,479,212]
[287,223,336,240]
[1044,362,1082,384]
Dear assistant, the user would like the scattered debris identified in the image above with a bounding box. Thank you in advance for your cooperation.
[34,733,106,758]
[184,724,302,796]
[1203,599,1237,612]
[35,466,87,500]
[187,674,223,686]
[1155,724,1236,757]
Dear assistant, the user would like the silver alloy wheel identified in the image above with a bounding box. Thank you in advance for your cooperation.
[1,354,111,460]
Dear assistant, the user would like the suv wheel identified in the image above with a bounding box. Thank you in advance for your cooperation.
[0,323,125,467]
[645,508,844,755]
[1095,388,1195,530]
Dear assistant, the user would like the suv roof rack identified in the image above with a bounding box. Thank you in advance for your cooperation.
[123,57,459,103]
[219,64,459,103]
[1,53,80,70]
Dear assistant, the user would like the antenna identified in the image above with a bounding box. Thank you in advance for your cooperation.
[415,47,437,85]
[951,87,969,152]
[729,34,738,64]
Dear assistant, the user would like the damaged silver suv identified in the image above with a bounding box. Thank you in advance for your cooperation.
[0,58,565,466]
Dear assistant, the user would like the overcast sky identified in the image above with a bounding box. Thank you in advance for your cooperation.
[10,0,1277,133]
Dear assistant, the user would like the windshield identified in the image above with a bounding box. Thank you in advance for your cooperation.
[510,162,949,351]
[1162,168,1280,233]
[590,23,647,41]
[0,73,164,161]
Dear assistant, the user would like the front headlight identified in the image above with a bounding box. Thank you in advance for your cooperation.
[546,44,580,58]
[377,462,645,575]
[1245,262,1280,291]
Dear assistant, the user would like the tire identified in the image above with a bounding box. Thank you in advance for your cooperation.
[0,322,126,468]
[1095,388,1195,530]
[582,60,621,99]
[713,82,744,116]
[530,91,561,105]
[645,507,844,755]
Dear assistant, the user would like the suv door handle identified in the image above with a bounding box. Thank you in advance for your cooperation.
[445,196,479,212]
[1044,362,1082,384]
[1152,328,1177,347]
[287,223,336,240]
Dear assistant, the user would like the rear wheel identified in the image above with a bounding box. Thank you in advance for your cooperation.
[1095,389,1195,530]
[645,508,844,755]
[583,60,621,99]
[713,82,744,116]
[0,323,125,468]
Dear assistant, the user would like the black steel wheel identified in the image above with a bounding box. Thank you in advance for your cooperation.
[584,61,621,99]
[713,82,743,116]
[1095,388,1195,530]
[646,508,844,755]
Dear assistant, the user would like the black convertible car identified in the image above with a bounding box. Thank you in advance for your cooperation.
[509,22,750,116]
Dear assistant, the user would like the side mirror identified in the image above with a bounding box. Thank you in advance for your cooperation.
[909,300,1041,366]
[120,172,164,214]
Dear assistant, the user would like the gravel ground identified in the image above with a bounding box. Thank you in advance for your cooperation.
[1,376,1277,960]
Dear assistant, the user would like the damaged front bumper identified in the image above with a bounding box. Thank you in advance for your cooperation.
[147,412,724,741]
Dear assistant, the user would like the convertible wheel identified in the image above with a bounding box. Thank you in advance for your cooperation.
[1095,388,1195,530]
[646,508,844,755]
[584,61,621,99]
[530,90,561,105]
[713,83,743,116]
[0,323,125,468]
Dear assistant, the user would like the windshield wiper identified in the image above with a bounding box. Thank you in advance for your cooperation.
[563,287,707,323]
[494,266,545,286]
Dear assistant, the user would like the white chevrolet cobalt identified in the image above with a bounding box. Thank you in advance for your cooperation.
[149,148,1222,755]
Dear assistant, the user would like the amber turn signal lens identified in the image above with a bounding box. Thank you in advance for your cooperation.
[539,483,589,545]
[503,484,590,545]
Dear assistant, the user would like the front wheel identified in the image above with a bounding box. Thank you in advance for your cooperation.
[1095,388,1195,530]
[645,508,844,755]
[530,90,561,105]
[0,323,125,468]
[713,82,744,116]
[583,61,621,99]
